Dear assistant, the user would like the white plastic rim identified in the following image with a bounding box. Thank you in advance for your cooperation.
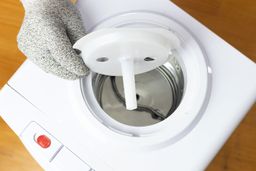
[70,12,211,149]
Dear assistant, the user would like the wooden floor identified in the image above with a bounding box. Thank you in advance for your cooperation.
[0,0,255,170]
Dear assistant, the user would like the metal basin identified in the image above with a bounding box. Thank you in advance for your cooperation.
[83,55,184,127]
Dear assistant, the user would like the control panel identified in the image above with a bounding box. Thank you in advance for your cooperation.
[20,122,93,171]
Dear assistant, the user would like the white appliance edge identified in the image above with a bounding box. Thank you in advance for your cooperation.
[0,0,255,170]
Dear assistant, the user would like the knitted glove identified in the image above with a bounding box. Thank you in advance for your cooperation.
[17,0,89,80]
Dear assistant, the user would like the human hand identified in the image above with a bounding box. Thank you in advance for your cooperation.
[17,0,89,80]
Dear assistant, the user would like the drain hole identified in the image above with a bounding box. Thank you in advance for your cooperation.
[97,57,109,62]
[144,57,155,61]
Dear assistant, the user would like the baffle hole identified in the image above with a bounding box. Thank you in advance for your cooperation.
[144,57,155,61]
[97,57,109,62]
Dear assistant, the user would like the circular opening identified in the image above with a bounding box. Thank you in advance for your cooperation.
[96,57,109,62]
[144,57,155,61]
[78,12,209,139]
[89,56,184,127]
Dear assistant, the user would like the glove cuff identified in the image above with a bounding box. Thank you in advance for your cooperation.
[20,0,48,9]
[20,0,68,10]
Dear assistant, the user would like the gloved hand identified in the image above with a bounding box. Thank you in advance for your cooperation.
[17,0,89,80]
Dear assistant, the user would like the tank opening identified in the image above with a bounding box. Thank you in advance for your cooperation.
[90,56,184,127]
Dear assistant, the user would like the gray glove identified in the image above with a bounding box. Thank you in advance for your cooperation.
[17,0,89,80]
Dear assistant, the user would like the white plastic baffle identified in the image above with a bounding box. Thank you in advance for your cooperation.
[74,28,180,110]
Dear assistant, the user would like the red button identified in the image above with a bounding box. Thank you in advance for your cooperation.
[36,135,51,149]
